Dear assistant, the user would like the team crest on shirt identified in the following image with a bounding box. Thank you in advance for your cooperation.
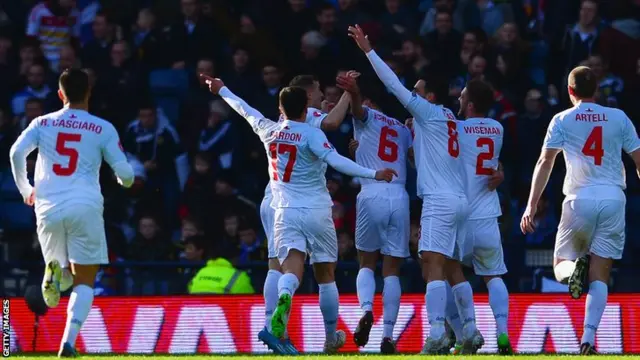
[586,108,594,112]
[324,142,333,149]
[118,141,124,151]
[69,114,77,119]
[313,111,322,117]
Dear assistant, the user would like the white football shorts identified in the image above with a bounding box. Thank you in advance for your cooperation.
[419,193,468,258]
[37,204,108,267]
[260,195,277,258]
[273,207,337,264]
[355,184,410,258]
[461,218,507,276]
[555,198,626,260]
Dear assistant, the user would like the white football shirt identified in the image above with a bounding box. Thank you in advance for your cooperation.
[405,95,465,197]
[353,107,412,186]
[10,108,129,217]
[264,107,327,199]
[459,118,504,219]
[543,102,640,200]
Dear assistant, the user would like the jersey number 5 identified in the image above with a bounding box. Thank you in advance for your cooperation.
[269,143,297,182]
[476,137,495,175]
[378,126,399,162]
[53,132,82,176]
[582,126,604,166]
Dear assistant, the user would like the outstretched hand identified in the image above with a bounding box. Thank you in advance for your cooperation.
[199,74,224,94]
[348,25,372,53]
[375,168,398,182]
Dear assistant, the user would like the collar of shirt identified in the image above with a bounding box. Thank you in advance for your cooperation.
[207,258,233,268]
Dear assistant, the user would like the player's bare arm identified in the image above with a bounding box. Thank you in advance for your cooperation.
[488,162,505,191]
[337,71,366,121]
[320,91,351,131]
[520,149,561,234]
[348,138,359,159]
[630,149,640,180]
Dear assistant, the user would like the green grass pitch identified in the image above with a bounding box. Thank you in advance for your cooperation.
[8,355,640,360]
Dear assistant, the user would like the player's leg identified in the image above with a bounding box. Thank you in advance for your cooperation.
[309,207,345,354]
[271,209,306,340]
[472,219,511,354]
[59,205,108,357]
[353,191,384,347]
[553,199,597,297]
[579,199,625,355]
[36,215,67,308]
[419,195,457,354]
[377,191,409,354]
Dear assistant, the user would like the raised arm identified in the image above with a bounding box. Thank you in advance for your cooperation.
[337,71,366,121]
[320,91,351,131]
[348,25,412,106]
[9,120,39,204]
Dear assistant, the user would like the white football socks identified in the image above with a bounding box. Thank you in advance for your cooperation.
[382,276,401,339]
[554,260,576,284]
[452,281,477,338]
[356,268,375,313]
[277,273,299,298]
[264,269,282,331]
[61,285,94,347]
[487,277,509,336]
[445,281,464,342]
[319,282,340,343]
[426,280,447,339]
[582,280,608,345]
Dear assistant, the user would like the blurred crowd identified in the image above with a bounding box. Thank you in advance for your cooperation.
[1,0,640,295]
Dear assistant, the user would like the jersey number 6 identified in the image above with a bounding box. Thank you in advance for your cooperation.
[378,126,399,162]
[269,142,297,182]
[53,132,82,176]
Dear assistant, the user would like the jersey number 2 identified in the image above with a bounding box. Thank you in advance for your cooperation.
[476,137,495,175]
[582,126,604,166]
[269,143,297,182]
[378,126,399,162]
[53,132,82,176]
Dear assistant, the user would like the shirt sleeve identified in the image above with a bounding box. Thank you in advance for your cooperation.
[101,126,134,188]
[622,113,640,154]
[9,119,39,199]
[365,50,413,107]
[306,110,327,129]
[542,115,564,149]
[309,130,376,179]
[219,86,275,139]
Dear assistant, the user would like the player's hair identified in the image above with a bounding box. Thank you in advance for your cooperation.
[465,79,494,116]
[58,68,90,103]
[568,66,597,99]
[289,75,316,89]
[279,86,308,119]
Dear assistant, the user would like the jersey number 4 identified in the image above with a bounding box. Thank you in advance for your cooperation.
[269,143,297,182]
[53,132,82,176]
[582,126,604,166]
[378,126,399,162]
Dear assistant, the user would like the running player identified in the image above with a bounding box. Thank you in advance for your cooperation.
[203,76,397,354]
[9,69,134,357]
[340,77,412,354]
[349,25,481,354]
[257,74,352,354]
[521,66,640,355]
[457,79,512,354]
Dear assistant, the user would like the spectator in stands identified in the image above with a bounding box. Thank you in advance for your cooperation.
[490,22,529,100]
[425,10,462,78]
[82,11,114,71]
[0,35,14,108]
[516,89,552,182]
[198,100,236,172]
[134,8,173,69]
[180,216,204,243]
[188,250,254,294]
[449,52,486,101]
[223,47,260,100]
[168,0,221,68]
[252,63,283,121]
[232,14,281,67]
[127,215,175,262]
[458,28,486,72]
[12,63,51,117]
[397,38,430,80]
[336,0,369,32]
[26,0,80,72]
[100,40,141,130]
[296,30,337,86]
[587,54,624,108]
[381,0,417,47]
[236,222,266,265]
[182,152,215,218]
[18,98,44,131]
[475,0,505,36]
[337,229,356,261]
[0,108,16,170]
[183,235,208,262]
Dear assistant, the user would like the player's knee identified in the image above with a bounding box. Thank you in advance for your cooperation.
[313,262,336,284]
[421,251,445,280]
[483,275,500,284]
[71,264,99,288]
[381,256,402,277]
[588,253,613,283]
[357,250,378,270]
[268,258,281,272]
